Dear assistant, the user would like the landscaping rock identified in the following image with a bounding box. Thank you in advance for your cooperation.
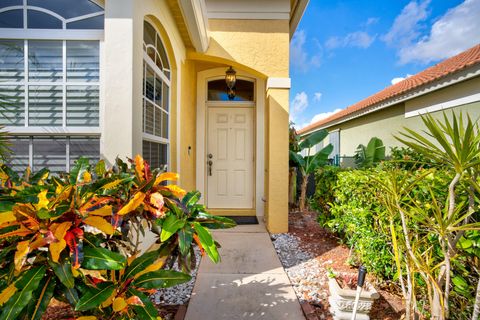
[153,246,202,305]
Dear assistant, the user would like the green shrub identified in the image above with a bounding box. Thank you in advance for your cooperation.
[0,156,235,319]
[327,168,395,279]
[311,166,342,224]
[388,146,435,170]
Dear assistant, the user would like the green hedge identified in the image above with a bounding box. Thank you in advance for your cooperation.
[313,166,478,318]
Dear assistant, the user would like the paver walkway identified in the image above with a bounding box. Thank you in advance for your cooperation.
[185,220,305,320]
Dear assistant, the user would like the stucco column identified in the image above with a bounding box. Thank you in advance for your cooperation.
[102,0,135,164]
[265,88,289,233]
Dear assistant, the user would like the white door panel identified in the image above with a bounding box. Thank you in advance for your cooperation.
[207,107,254,208]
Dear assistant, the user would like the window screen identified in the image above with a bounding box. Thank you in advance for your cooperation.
[6,136,100,173]
[142,140,167,170]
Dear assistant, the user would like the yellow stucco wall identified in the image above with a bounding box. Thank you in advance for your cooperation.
[181,18,291,232]
[325,77,480,160]
[179,60,197,191]
[205,19,290,77]
[265,88,290,233]
[103,1,291,233]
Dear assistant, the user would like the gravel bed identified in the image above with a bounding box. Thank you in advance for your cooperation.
[271,233,329,306]
[152,246,202,305]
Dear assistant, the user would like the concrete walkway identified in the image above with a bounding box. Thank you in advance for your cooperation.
[185,220,305,320]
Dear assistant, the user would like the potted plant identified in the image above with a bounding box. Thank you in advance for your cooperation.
[328,271,379,320]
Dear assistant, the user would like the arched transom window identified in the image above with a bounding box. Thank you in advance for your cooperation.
[142,20,170,170]
[0,0,103,173]
[0,0,104,29]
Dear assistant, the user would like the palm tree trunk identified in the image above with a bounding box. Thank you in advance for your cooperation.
[299,173,308,212]
[288,167,297,206]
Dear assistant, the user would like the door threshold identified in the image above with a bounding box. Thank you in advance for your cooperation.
[229,216,259,225]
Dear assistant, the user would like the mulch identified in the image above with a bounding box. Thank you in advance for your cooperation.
[288,210,405,320]
[42,299,180,320]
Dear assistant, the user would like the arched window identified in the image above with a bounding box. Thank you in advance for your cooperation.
[142,20,170,170]
[0,0,103,173]
[0,0,104,29]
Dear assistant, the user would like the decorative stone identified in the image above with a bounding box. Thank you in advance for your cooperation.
[328,275,379,320]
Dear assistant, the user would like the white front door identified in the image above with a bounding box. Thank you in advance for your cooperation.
[207,107,254,208]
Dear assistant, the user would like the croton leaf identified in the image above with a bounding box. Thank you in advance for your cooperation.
[84,216,115,235]
[25,276,56,320]
[0,284,16,306]
[123,251,158,280]
[112,297,128,312]
[181,191,201,208]
[63,286,80,307]
[0,266,46,320]
[196,213,236,229]
[154,172,178,186]
[82,246,126,270]
[160,214,185,242]
[69,157,90,185]
[50,221,72,263]
[75,282,116,311]
[164,185,186,199]
[94,159,106,176]
[133,270,191,289]
[49,260,74,288]
[88,205,113,217]
[193,222,219,263]
[128,289,158,320]
[14,240,30,272]
[0,211,16,226]
[117,192,146,216]
[178,228,193,256]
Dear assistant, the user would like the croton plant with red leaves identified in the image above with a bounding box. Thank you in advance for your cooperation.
[0,155,235,319]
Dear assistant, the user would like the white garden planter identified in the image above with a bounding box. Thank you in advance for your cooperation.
[328,275,380,320]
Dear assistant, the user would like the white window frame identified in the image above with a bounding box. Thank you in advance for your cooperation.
[142,21,171,168]
[0,1,104,39]
[9,135,100,172]
[1,39,101,131]
[0,0,104,171]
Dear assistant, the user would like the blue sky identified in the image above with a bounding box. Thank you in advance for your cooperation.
[290,0,480,129]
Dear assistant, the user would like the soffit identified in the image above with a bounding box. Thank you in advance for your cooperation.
[166,0,194,50]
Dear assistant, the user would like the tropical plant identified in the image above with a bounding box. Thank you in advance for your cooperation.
[311,166,341,223]
[289,123,301,206]
[354,137,385,168]
[289,129,333,212]
[0,155,235,319]
[396,112,480,319]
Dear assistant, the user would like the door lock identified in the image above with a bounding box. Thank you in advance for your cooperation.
[208,160,213,176]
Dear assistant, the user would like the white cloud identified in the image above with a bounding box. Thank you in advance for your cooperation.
[391,74,413,85]
[310,108,343,123]
[382,0,431,47]
[398,0,480,64]
[290,30,322,73]
[297,108,343,130]
[314,92,322,102]
[366,17,379,26]
[290,91,309,123]
[326,31,376,50]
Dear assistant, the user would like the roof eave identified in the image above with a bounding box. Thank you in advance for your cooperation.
[290,0,309,39]
[178,0,210,53]
[299,64,480,136]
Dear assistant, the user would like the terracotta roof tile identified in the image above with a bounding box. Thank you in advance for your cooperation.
[298,43,480,134]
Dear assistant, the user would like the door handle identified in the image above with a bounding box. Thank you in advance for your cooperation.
[208,160,213,176]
